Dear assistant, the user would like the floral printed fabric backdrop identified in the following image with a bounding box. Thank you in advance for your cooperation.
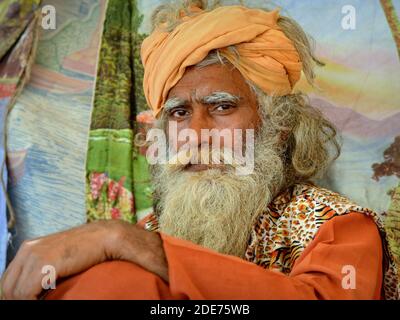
[4,0,400,265]
[86,0,152,225]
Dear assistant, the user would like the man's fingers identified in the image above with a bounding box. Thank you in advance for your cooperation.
[12,262,42,300]
[1,259,23,300]
[1,241,42,299]
[11,247,54,300]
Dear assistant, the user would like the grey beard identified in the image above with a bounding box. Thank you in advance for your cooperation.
[151,128,285,258]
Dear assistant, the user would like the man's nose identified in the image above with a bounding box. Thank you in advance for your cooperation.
[186,108,214,147]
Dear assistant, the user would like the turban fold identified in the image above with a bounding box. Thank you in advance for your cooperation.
[141,5,302,116]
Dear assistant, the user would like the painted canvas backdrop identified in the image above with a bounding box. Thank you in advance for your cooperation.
[5,0,105,259]
[0,0,41,274]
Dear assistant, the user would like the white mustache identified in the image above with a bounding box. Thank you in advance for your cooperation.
[166,146,245,169]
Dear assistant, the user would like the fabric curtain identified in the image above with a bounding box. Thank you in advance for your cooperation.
[0,0,41,275]
[86,0,153,223]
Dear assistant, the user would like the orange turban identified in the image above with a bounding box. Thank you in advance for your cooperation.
[141,5,302,117]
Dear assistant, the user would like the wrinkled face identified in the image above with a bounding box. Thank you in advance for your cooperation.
[153,64,285,258]
[165,63,261,171]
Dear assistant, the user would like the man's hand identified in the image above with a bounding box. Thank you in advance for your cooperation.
[0,220,168,300]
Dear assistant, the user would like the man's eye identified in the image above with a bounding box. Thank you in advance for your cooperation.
[214,104,236,112]
[170,109,190,118]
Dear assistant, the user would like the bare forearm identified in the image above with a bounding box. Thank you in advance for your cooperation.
[1,219,169,299]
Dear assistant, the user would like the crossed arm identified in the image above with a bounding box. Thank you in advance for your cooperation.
[0,212,383,300]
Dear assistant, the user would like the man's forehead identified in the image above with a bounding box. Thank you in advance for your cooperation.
[167,64,250,102]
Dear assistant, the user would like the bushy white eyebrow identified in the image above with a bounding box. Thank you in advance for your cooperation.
[202,91,240,105]
[164,91,240,112]
[164,97,187,111]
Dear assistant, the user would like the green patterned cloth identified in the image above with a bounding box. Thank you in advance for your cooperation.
[86,0,152,223]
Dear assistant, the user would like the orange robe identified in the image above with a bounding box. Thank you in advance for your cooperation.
[46,212,383,300]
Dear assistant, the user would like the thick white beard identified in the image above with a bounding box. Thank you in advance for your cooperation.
[152,128,285,258]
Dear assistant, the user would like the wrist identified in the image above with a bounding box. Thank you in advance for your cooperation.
[101,219,130,260]
[101,220,169,282]
[144,232,169,282]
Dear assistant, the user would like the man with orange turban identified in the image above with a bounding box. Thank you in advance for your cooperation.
[1,1,399,300]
